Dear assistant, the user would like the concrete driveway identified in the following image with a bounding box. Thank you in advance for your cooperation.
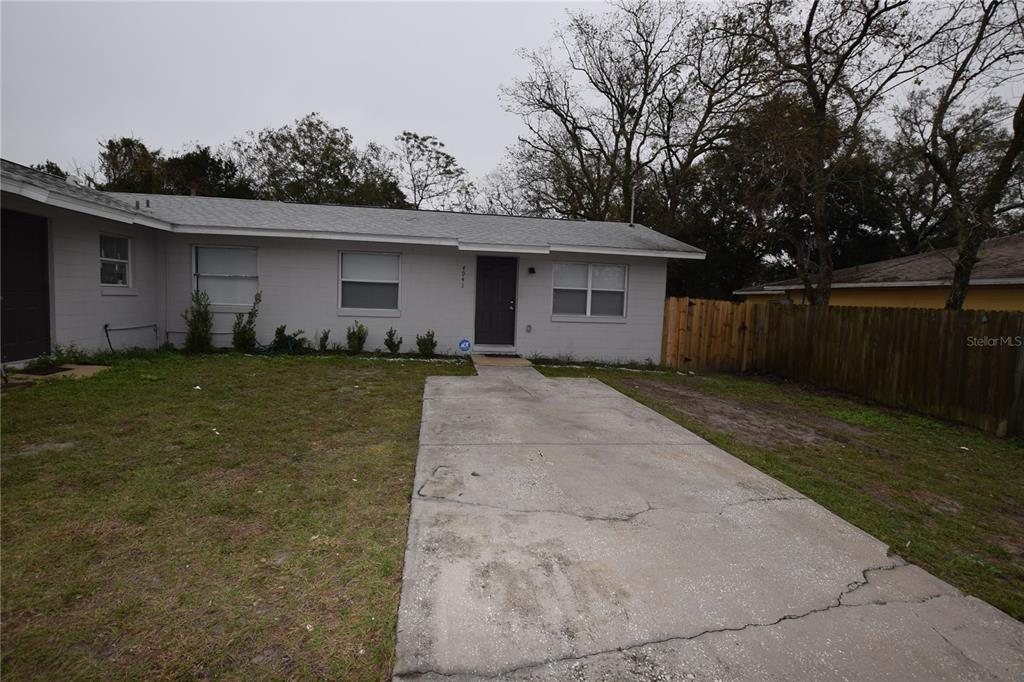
[394,367,1024,680]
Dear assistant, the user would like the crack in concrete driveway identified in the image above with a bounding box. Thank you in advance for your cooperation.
[394,369,1024,681]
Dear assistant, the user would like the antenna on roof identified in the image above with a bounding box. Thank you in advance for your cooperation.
[629,180,635,226]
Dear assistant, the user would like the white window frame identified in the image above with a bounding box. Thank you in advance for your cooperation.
[192,245,259,306]
[338,251,401,314]
[551,262,628,318]
[100,234,131,287]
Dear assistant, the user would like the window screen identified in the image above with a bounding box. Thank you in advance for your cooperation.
[340,253,400,310]
[100,235,130,286]
[552,262,626,317]
[194,246,258,305]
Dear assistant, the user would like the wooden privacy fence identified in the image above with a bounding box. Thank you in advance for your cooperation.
[661,297,1024,437]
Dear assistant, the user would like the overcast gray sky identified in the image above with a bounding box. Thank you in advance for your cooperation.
[1,1,590,179]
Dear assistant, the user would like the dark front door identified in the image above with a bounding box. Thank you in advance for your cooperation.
[2,209,51,362]
[474,256,517,346]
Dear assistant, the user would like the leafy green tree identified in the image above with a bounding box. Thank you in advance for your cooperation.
[32,160,68,178]
[162,145,254,198]
[95,137,164,193]
[231,113,408,207]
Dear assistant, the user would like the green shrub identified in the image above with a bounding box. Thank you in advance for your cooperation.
[317,329,331,352]
[415,329,437,357]
[182,290,213,353]
[346,321,369,354]
[53,343,89,364]
[384,327,403,355]
[231,291,261,353]
[24,354,62,372]
[271,325,307,354]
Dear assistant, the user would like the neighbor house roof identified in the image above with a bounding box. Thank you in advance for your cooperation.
[1,159,703,259]
[735,233,1024,295]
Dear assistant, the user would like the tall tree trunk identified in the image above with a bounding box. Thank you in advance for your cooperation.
[945,94,1024,310]
[945,218,986,310]
[807,117,833,306]
[810,187,834,305]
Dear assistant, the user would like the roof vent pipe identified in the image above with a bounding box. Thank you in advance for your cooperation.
[135,200,140,209]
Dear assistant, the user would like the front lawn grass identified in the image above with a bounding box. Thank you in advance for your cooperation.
[1,353,472,680]
[538,365,1024,621]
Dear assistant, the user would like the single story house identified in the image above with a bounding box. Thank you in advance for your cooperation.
[1,159,703,364]
[735,234,1024,311]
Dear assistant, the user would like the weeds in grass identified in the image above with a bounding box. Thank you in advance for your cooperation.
[1,354,473,678]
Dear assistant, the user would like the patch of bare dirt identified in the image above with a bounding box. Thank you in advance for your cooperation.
[621,378,881,453]
[8,441,76,457]
[911,491,963,515]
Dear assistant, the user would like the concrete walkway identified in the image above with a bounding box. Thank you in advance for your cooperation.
[394,369,1024,680]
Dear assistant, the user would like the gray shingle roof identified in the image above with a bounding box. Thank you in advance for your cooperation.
[3,156,701,256]
[106,192,701,255]
[1,158,140,215]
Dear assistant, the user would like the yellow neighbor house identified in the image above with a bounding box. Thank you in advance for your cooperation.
[735,233,1024,311]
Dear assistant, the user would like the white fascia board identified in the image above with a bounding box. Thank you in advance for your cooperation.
[458,242,550,254]
[549,244,706,260]
[172,224,460,247]
[3,180,50,204]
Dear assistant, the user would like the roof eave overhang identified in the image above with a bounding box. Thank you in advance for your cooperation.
[0,183,705,259]
[171,225,705,259]
[2,181,172,231]
[548,244,705,260]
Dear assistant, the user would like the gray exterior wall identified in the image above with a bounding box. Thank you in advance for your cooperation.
[3,193,669,363]
[162,233,668,363]
[2,193,162,353]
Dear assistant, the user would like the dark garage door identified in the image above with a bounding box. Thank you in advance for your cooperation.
[2,209,51,362]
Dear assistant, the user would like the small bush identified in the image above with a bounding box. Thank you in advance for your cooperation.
[52,343,88,365]
[182,290,213,353]
[271,325,307,354]
[24,354,62,372]
[384,327,403,355]
[346,321,368,354]
[317,329,331,352]
[415,329,437,357]
[231,291,261,353]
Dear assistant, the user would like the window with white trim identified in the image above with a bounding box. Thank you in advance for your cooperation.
[552,262,627,317]
[193,246,258,305]
[100,235,130,286]
[339,252,400,310]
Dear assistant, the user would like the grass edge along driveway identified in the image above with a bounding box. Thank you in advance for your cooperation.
[536,364,1024,623]
[1,354,472,680]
